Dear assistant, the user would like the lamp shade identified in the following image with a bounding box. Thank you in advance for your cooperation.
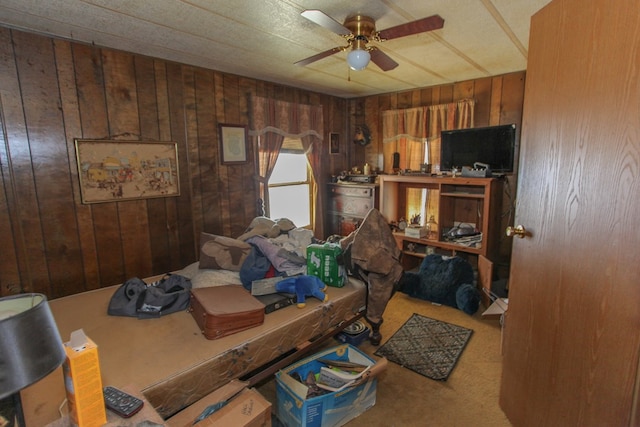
[0,294,65,400]
[347,48,370,71]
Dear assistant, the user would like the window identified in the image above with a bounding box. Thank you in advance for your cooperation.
[268,150,312,227]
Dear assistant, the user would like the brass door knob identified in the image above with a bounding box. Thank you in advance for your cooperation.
[505,225,527,238]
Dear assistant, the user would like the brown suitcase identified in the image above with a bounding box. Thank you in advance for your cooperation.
[189,285,265,340]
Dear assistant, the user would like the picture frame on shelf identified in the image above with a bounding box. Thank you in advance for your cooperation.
[219,124,248,165]
[74,139,180,204]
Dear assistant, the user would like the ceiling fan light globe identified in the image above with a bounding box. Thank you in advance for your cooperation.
[347,49,370,71]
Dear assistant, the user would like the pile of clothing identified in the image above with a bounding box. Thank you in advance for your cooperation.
[236,217,316,289]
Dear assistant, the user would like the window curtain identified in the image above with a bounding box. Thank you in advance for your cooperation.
[382,106,430,172]
[382,99,475,173]
[382,99,475,225]
[249,96,324,236]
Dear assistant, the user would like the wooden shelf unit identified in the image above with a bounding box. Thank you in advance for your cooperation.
[379,175,504,265]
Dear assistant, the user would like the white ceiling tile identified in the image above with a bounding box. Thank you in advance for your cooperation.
[0,0,552,97]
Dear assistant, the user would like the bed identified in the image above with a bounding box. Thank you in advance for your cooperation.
[22,261,366,425]
[22,211,408,425]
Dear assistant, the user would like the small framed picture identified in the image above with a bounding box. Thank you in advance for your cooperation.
[330,132,340,154]
[219,124,248,165]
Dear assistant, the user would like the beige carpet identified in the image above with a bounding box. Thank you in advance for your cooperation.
[257,292,511,427]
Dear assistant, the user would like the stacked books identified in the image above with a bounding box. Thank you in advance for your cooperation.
[315,358,372,392]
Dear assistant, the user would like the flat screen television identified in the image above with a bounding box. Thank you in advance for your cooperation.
[440,124,516,174]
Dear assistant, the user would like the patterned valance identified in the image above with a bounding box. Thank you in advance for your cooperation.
[249,96,324,140]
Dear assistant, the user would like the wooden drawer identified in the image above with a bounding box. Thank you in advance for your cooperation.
[330,194,374,216]
[326,183,379,236]
[330,185,374,198]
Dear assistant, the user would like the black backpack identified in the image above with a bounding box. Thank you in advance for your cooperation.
[107,274,192,319]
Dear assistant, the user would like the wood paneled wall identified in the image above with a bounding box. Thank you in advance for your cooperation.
[0,26,524,300]
[345,71,526,265]
[346,71,525,172]
[0,27,347,299]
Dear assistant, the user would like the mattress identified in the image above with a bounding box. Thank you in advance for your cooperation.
[22,268,366,424]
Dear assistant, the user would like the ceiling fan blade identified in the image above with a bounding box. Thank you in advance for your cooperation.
[377,14,444,40]
[295,46,345,67]
[301,9,352,36]
[369,48,399,71]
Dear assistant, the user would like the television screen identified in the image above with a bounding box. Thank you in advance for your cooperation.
[440,124,516,173]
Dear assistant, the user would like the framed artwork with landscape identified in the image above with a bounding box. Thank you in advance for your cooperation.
[74,139,180,204]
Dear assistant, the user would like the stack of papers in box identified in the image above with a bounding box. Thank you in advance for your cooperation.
[317,365,372,392]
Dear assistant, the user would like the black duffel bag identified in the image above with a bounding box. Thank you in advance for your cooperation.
[107,274,192,319]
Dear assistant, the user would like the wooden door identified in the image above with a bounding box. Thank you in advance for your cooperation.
[500,0,640,426]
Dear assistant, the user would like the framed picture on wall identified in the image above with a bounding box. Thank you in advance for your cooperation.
[330,132,340,154]
[74,139,180,204]
[219,124,248,164]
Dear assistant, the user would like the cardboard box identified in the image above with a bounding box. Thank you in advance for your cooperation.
[276,344,386,427]
[166,380,271,427]
[46,384,164,426]
[481,298,508,355]
[481,298,508,320]
[194,388,271,427]
[62,329,107,427]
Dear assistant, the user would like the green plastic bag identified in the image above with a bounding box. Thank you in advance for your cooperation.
[306,243,346,287]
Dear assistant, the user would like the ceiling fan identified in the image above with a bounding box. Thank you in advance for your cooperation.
[296,9,444,71]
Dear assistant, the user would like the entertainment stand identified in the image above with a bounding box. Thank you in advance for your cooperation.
[379,175,503,302]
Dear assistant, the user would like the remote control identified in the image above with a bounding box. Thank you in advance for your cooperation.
[103,386,144,418]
